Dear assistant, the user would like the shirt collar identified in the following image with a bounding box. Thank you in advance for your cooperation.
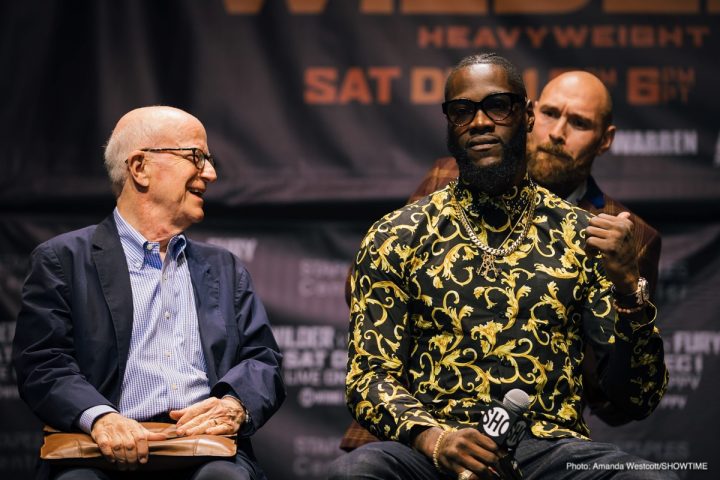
[564,180,588,206]
[453,174,535,217]
[113,208,187,269]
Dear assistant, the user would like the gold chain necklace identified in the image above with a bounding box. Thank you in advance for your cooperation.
[451,180,537,282]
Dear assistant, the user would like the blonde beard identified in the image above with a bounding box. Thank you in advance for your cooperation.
[527,150,590,199]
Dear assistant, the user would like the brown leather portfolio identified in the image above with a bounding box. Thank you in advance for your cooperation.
[40,423,237,470]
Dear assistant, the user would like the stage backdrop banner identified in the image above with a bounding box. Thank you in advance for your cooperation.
[1,215,718,479]
[1,0,718,207]
[1,1,719,479]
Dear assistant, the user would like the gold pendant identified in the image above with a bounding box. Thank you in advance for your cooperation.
[477,252,499,281]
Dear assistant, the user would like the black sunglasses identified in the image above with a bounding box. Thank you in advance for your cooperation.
[442,93,525,127]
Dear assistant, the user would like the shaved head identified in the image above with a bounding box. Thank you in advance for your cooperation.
[527,71,615,198]
[543,71,613,127]
[104,106,204,196]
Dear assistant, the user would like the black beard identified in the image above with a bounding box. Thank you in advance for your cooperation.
[447,124,527,197]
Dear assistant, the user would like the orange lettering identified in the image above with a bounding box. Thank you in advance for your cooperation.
[631,26,655,47]
[686,26,710,47]
[287,0,327,13]
[591,26,614,47]
[447,26,471,48]
[588,68,618,87]
[418,26,444,48]
[670,67,695,85]
[368,67,401,104]
[616,25,627,46]
[225,0,714,14]
[359,0,393,14]
[604,0,699,13]
[554,25,589,48]
[627,68,659,105]
[223,0,327,14]
[526,27,549,48]
[339,68,372,104]
[497,27,521,48]
[402,0,487,14]
[472,27,498,48]
[223,0,263,14]
[411,68,447,104]
[657,26,683,47]
[496,0,589,14]
[304,68,337,104]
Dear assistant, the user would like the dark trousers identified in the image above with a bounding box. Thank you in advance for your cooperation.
[326,437,680,479]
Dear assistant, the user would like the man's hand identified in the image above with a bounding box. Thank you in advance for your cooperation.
[414,427,500,479]
[170,396,246,437]
[91,413,167,470]
[586,212,640,294]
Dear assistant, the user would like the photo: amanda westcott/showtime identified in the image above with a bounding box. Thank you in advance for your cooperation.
[566,461,709,473]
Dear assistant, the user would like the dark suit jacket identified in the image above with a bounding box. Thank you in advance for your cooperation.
[340,156,662,450]
[13,215,285,444]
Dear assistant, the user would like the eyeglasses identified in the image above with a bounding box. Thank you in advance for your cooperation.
[442,93,525,127]
[140,147,215,170]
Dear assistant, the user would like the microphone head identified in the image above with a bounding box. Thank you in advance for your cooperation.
[503,389,530,413]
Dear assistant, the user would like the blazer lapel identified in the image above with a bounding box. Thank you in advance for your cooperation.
[91,215,134,385]
[186,241,221,385]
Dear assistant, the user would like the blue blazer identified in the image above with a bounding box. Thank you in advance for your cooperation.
[13,214,285,440]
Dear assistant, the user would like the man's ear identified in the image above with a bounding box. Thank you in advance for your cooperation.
[526,99,535,133]
[126,151,150,188]
[597,125,616,156]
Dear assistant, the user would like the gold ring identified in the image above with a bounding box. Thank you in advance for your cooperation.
[458,471,473,480]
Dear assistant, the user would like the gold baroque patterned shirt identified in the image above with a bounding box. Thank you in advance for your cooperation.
[346,178,668,444]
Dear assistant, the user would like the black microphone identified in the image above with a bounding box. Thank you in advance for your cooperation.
[478,389,530,479]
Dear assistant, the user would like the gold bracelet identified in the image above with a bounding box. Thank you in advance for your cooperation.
[613,301,646,315]
[432,429,450,471]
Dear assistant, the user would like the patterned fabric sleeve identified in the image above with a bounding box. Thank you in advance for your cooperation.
[582,254,669,419]
[346,214,439,445]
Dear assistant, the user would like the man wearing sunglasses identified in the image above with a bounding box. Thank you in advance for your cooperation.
[402,71,662,428]
[330,54,671,479]
[13,106,285,479]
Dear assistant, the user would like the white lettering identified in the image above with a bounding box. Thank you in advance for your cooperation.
[284,369,322,386]
[671,331,720,355]
[273,326,335,349]
[205,237,258,262]
[298,388,345,408]
[610,130,697,155]
[285,349,328,369]
[658,394,687,409]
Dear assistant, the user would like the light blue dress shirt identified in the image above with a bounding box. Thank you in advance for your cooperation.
[78,209,210,432]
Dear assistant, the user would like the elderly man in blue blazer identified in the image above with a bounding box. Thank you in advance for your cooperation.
[13,106,285,480]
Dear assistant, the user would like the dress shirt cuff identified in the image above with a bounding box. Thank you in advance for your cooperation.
[77,405,118,434]
[614,302,657,341]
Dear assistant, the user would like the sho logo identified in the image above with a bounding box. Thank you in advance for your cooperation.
[482,407,510,437]
[505,420,527,448]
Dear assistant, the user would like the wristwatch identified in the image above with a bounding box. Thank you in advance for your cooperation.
[633,277,650,306]
[613,276,649,307]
